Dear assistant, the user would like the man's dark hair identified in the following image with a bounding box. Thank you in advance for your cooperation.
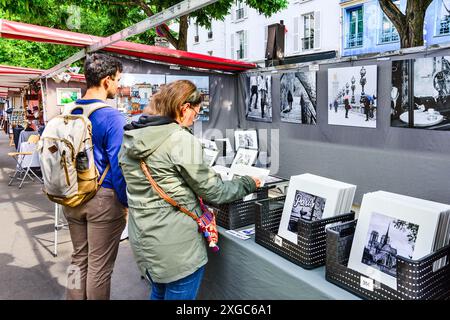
[83,53,123,89]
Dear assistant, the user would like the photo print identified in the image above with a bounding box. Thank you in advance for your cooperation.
[328,65,377,128]
[230,148,258,169]
[391,57,450,130]
[117,74,166,115]
[246,73,272,122]
[166,75,210,122]
[362,212,418,278]
[234,130,258,150]
[280,71,317,124]
[288,191,326,231]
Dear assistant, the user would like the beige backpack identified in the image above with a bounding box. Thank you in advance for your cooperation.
[38,102,110,207]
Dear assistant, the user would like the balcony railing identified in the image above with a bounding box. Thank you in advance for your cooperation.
[380,31,399,43]
[439,18,450,35]
[302,36,314,51]
[346,32,363,48]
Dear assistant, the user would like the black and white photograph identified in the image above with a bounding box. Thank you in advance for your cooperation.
[230,148,258,169]
[288,190,326,231]
[391,57,450,130]
[328,65,377,128]
[348,191,441,290]
[280,71,317,124]
[362,212,418,278]
[246,73,272,122]
[234,129,258,150]
[166,75,210,122]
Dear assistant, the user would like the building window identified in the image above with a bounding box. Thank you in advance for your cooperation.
[438,0,450,35]
[236,1,246,20]
[302,13,315,50]
[194,23,199,43]
[380,1,400,43]
[207,28,213,40]
[236,30,247,59]
[346,6,363,48]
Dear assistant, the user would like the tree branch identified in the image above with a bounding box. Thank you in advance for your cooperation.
[379,0,407,34]
[135,0,179,48]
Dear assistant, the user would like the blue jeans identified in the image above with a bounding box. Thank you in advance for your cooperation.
[148,266,205,300]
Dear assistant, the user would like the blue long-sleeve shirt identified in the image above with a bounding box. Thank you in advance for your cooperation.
[73,99,128,207]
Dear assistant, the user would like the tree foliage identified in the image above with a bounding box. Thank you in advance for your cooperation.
[0,0,288,68]
[379,0,434,48]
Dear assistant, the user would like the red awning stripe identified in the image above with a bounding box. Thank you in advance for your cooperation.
[0,19,256,71]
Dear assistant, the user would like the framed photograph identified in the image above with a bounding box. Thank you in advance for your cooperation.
[166,75,210,122]
[391,57,450,131]
[230,148,258,169]
[234,129,258,150]
[203,148,219,167]
[280,71,317,124]
[246,73,272,122]
[118,73,166,115]
[278,175,350,244]
[348,193,441,290]
[328,65,377,128]
[56,88,81,106]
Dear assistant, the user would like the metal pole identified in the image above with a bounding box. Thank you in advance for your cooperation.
[41,0,219,79]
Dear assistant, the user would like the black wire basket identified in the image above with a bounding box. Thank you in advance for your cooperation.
[325,220,450,300]
[254,196,355,269]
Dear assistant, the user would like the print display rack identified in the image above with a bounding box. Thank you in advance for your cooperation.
[254,197,355,270]
[325,220,450,300]
[206,177,288,230]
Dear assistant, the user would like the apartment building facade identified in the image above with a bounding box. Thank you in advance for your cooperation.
[186,0,341,65]
[341,0,450,56]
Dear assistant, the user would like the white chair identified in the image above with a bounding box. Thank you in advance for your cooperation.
[8,134,43,189]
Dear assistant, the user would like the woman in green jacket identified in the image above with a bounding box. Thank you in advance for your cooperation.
[119,80,260,300]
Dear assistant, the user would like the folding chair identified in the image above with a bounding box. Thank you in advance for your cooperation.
[53,204,68,257]
[8,134,43,189]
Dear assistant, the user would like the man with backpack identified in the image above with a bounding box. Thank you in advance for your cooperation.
[41,53,128,299]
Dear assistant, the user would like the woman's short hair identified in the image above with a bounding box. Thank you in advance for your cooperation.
[150,80,202,119]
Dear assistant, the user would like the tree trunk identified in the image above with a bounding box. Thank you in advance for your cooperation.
[403,0,427,48]
[177,15,189,51]
[379,0,433,49]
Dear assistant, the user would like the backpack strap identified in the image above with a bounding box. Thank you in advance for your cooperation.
[98,164,110,186]
[63,102,109,117]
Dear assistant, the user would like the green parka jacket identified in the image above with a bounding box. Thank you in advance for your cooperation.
[118,116,257,283]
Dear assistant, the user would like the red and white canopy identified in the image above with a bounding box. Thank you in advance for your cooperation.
[0,64,85,97]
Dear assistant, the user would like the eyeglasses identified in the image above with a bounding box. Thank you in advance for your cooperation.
[189,105,203,121]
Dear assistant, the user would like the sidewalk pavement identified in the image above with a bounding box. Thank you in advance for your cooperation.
[0,133,149,300]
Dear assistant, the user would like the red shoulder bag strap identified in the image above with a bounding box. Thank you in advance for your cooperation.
[139,160,199,222]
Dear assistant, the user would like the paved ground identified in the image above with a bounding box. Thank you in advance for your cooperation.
[0,133,149,300]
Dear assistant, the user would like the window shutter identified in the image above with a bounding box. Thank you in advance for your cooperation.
[244,30,248,59]
[230,33,235,59]
[314,11,321,49]
[293,17,299,52]
[264,25,268,54]
[244,4,248,19]
[299,15,305,51]
[231,4,235,22]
